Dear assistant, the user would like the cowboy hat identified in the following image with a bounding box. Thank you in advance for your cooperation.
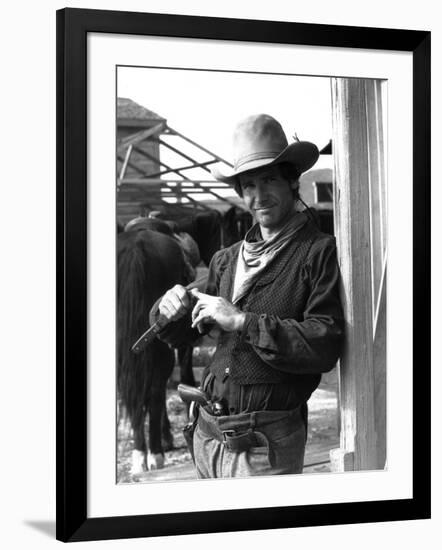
[211,113,319,184]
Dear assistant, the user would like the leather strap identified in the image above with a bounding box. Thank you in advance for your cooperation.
[197,406,302,453]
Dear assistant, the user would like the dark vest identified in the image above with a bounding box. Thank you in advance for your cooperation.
[209,220,323,384]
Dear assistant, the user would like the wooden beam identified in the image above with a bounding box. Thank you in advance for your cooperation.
[117,123,242,211]
[188,181,242,209]
[366,80,387,317]
[127,145,163,176]
[117,118,165,129]
[121,150,239,209]
[120,178,230,186]
[330,78,378,472]
[117,122,165,151]
[118,180,243,210]
[131,146,193,181]
[373,258,387,469]
[118,191,212,212]
[147,160,217,179]
[118,144,133,185]
[166,126,233,166]
[118,194,211,211]
[156,137,225,174]
[116,154,147,176]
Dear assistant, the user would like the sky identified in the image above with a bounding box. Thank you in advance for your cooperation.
[117,66,332,164]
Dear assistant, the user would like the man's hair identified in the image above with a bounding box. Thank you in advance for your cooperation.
[235,162,300,200]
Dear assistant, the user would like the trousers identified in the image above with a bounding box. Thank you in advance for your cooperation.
[193,404,307,478]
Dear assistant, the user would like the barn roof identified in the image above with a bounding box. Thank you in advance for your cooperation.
[117,97,165,122]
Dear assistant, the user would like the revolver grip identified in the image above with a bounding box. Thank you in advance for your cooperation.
[177,383,210,406]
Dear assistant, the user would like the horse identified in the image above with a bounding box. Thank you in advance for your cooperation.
[123,217,202,387]
[117,228,193,475]
[222,206,253,247]
[154,209,222,267]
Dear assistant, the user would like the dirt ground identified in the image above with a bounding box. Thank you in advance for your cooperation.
[117,370,339,483]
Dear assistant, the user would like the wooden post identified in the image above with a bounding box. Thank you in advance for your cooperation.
[366,80,387,470]
[118,144,133,187]
[330,78,379,471]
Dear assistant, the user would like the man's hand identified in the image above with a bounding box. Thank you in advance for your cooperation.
[190,289,246,333]
[158,284,192,322]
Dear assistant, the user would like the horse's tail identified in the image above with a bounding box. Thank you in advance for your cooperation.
[117,235,156,431]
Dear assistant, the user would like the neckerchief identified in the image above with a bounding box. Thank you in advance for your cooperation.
[231,211,308,304]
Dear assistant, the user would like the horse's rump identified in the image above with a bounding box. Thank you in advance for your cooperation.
[117,230,189,425]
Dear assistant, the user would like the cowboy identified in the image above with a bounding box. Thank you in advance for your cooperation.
[155,114,344,478]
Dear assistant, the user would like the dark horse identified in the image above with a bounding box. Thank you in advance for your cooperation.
[154,209,222,267]
[117,228,192,474]
[121,216,201,388]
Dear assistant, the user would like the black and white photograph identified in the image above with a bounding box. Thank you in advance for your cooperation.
[48,6,433,544]
[2,0,439,547]
[115,67,387,484]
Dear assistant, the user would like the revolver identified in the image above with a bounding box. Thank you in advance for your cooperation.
[177,383,227,417]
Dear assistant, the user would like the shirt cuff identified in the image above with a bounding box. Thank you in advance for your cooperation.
[240,312,260,344]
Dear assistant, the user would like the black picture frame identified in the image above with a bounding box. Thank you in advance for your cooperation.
[56,8,431,543]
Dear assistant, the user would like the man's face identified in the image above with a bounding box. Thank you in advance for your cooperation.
[239,165,296,237]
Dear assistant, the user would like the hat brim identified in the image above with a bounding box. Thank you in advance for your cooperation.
[211,141,319,183]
